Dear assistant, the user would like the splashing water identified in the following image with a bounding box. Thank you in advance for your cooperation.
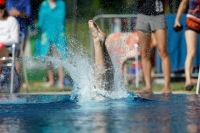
[23,43,132,102]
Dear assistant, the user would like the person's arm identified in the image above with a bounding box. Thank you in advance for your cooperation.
[9,8,29,18]
[7,0,31,19]
[38,3,45,30]
[3,17,19,46]
[174,0,188,27]
[56,1,66,23]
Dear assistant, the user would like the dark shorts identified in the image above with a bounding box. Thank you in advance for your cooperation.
[186,17,200,33]
[135,14,167,32]
[185,25,200,33]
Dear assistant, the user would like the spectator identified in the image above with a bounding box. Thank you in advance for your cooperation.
[6,0,33,90]
[0,0,19,58]
[135,0,172,94]
[36,0,67,88]
[174,0,200,91]
[0,0,21,92]
[6,0,32,53]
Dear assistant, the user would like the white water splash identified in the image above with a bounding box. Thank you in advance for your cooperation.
[23,43,131,102]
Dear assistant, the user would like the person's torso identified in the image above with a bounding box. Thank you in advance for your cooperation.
[40,1,65,42]
[0,17,14,41]
[138,0,165,15]
[187,0,200,19]
[6,0,31,35]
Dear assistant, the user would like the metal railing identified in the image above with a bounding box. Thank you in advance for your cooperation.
[90,14,137,59]
[196,67,200,94]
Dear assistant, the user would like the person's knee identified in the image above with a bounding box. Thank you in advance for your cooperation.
[159,49,169,59]
[187,49,196,58]
[15,61,21,74]
[140,48,151,60]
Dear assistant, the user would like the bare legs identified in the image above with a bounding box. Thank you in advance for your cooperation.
[155,29,171,93]
[138,29,171,94]
[46,45,65,88]
[47,69,54,87]
[185,30,198,90]
[138,31,152,93]
[47,66,64,88]
[88,20,107,89]
[58,66,64,88]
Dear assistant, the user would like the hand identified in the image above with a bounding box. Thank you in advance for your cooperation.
[9,8,21,17]
[174,20,181,28]
[173,20,183,32]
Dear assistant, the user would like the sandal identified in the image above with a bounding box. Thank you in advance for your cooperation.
[185,84,194,91]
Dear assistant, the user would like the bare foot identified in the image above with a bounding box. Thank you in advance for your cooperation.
[45,82,54,88]
[135,88,153,94]
[161,90,172,98]
[22,83,28,89]
[135,88,153,99]
[162,87,172,94]
[58,83,64,89]
[88,20,106,43]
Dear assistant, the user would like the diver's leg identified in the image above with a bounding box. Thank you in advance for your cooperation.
[88,20,107,89]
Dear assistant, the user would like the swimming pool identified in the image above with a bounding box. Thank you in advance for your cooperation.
[0,94,199,133]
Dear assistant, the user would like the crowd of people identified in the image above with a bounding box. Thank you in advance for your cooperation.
[0,0,199,94]
[90,0,200,94]
[0,0,67,92]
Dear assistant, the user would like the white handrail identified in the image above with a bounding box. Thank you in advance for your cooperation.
[135,44,139,88]
[20,32,29,93]
[196,66,200,94]
[10,44,15,94]
[92,14,137,22]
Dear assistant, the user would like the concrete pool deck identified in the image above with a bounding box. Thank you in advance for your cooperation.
[18,90,196,95]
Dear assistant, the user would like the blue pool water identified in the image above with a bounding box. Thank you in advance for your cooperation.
[8,46,200,133]
[0,94,199,133]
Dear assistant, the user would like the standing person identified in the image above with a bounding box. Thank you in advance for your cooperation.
[135,0,172,94]
[174,0,200,91]
[36,0,67,88]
